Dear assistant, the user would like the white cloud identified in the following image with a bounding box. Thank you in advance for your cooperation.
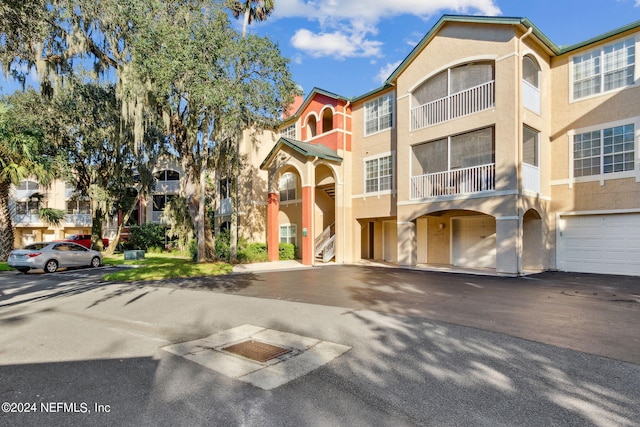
[375,60,403,84]
[276,0,501,58]
[291,28,383,58]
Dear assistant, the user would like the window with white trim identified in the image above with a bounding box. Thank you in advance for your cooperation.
[573,123,635,177]
[572,38,636,100]
[279,172,297,202]
[280,123,296,139]
[364,154,393,193]
[279,224,297,245]
[365,94,393,135]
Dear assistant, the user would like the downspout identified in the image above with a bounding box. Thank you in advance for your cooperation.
[517,26,534,275]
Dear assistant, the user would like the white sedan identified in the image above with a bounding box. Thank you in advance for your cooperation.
[8,242,103,273]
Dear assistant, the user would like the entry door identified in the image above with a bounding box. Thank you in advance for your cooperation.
[452,217,496,268]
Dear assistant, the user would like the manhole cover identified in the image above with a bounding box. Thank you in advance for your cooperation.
[222,340,291,363]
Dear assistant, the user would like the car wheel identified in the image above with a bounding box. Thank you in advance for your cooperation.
[44,260,58,273]
[90,256,101,268]
[16,267,30,273]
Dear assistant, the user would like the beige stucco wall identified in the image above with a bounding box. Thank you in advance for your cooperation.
[549,28,640,216]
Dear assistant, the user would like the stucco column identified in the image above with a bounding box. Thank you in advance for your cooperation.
[397,220,417,266]
[496,217,520,276]
[267,192,279,262]
[301,185,314,265]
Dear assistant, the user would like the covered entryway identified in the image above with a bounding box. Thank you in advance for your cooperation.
[452,216,496,269]
[557,213,640,276]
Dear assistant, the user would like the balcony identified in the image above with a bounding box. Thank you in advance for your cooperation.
[64,212,92,227]
[411,163,495,199]
[411,80,495,131]
[13,213,42,225]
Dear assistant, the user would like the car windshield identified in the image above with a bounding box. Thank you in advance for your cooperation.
[24,243,49,250]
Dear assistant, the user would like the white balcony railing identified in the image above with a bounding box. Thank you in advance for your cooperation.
[13,213,42,225]
[411,163,495,199]
[64,213,92,226]
[411,80,495,131]
[522,163,540,193]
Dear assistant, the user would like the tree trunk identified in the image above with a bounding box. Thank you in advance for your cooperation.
[0,179,16,260]
[91,206,105,251]
[104,198,137,255]
[184,162,215,263]
[230,172,238,263]
[242,7,250,37]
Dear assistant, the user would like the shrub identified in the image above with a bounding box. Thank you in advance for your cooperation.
[128,223,166,250]
[242,243,268,263]
[279,243,296,260]
[188,239,198,261]
[214,230,248,262]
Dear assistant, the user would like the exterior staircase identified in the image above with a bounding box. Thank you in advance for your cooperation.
[314,222,336,263]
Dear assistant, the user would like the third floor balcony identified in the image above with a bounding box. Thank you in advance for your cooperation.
[411,80,495,131]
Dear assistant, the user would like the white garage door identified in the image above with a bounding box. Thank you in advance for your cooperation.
[558,213,640,276]
[452,216,496,269]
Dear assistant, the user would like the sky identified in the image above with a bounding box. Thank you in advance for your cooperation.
[255,0,640,99]
[2,0,640,99]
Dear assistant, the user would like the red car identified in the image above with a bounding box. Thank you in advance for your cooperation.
[55,234,109,250]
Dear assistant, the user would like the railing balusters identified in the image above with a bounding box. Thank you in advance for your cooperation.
[411,81,495,131]
[410,164,496,199]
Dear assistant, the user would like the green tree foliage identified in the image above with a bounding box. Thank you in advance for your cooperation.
[226,0,275,37]
[126,223,166,251]
[1,1,297,263]
[0,98,57,259]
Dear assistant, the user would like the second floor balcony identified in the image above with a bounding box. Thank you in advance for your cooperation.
[411,163,496,199]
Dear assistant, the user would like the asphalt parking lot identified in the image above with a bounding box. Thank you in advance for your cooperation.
[0,265,638,426]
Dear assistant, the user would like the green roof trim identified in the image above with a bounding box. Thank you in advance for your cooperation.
[384,15,560,85]
[558,19,640,54]
[282,87,352,125]
[260,137,343,169]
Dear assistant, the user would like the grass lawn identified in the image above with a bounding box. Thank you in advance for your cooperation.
[0,262,14,272]
[102,253,233,281]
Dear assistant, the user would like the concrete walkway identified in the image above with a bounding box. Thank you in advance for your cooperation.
[232,259,532,277]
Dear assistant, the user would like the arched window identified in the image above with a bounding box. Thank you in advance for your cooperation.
[307,116,317,138]
[523,55,541,113]
[154,170,180,181]
[279,172,297,202]
[322,108,333,133]
[523,56,540,89]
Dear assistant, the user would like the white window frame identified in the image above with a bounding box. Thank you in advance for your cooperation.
[363,152,395,195]
[280,123,296,139]
[279,223,297,245]
[278,172,298,202]
[568,117,640,186]
[364,93,394,136]
[570,36,638,102]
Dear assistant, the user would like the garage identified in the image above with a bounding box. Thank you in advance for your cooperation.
[557,213,640,276]
[452,216,496,269]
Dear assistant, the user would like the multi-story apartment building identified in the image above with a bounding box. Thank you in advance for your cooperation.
[10,15,640,276]
[260,15,640,276]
